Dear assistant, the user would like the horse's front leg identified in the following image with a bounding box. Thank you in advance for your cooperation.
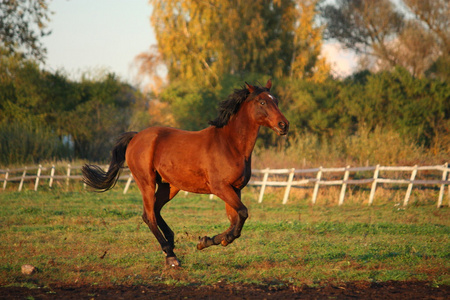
[197,188,248,250]
[220,202,247,246]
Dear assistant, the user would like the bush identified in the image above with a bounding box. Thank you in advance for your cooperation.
[0,119,71,166]
[252,127,447,169]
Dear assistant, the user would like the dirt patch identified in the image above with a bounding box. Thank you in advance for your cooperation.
[2,281,449,299]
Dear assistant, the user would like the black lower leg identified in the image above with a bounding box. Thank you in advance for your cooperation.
[156,213,175,248]
[233,207,248,237]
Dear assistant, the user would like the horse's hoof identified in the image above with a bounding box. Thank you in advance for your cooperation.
[166,256,181,268]
[197,236,208,250]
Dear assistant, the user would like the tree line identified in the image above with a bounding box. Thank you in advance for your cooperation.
[0,0,449,165]
[2,57,447,166]
[0,52,153,165]
[154,69,449,150]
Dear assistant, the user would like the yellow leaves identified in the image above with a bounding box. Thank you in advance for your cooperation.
[141,0,330,84]
[134,46,165,95]
[148,100,176,127]
[311,57,331,83]
[290,0,330,83]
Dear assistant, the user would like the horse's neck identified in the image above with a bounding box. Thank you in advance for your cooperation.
[222,110,260,159]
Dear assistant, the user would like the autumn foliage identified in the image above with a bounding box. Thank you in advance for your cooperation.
[0,0,449,166]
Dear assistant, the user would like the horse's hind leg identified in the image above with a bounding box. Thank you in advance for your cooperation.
[137,175,180,267]
[141,199,179,267]
[154,182,180,250]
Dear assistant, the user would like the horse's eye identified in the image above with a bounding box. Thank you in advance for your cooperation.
[260,100,266,105]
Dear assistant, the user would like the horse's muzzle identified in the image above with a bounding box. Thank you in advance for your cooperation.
[275,121,289,136]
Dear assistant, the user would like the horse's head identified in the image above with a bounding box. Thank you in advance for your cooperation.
[245,80,289,136]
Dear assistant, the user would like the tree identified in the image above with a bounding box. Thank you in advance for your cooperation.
[0,0,52,61]
[0,51,151,164]
[144,0,282,85]
[388,20,439,77]
[321,0,449,78]
[402,0,449,54]
[402,0,449,80]
[290,0,330,82]
[138,0,329,87]
[0,53,70,165]
[321,0,404,67]
[158,80,218,131]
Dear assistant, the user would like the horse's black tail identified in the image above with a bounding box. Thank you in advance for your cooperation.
[82,132,137,192]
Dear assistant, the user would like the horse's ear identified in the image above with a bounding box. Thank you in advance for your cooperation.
[265,79,272,91]
[245,82,255,93]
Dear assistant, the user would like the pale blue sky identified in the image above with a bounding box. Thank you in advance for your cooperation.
[42,0,356,85]
[43,0,155,83]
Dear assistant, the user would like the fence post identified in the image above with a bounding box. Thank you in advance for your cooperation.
[312,167,322,204]
[403,165,418,206]
[123,173,133,194]
[258,168,270,203]
[18,167,28,191]
[2,168,9,190]
[66,164,71,189]
[368,165,380,205]
[339,165,350,206]
[34,164,42,191]
[437,162,449,207]
[282,168,295,205]
[49,165,55,188]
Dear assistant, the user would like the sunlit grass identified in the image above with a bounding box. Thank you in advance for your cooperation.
[0,189,449,288]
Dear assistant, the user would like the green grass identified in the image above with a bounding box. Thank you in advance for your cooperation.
[0,187,449,289]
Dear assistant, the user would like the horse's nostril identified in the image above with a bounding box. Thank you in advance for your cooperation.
[279,122,286,129]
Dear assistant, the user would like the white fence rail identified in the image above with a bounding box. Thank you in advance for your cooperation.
[1,163,449,207]
[250,164,450,207]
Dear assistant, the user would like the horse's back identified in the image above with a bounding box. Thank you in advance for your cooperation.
[130,126,213,153]
[125,126,216,193]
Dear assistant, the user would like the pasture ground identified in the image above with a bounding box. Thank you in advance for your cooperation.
[0,185,449,298]
[3,280,449,299]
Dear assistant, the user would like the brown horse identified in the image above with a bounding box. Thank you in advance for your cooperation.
[82,80,289,267]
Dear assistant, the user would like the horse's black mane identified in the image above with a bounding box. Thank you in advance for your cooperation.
[209,84,268,128]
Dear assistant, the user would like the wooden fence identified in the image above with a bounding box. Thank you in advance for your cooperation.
[250,164,449,208]
[1,163,449,207]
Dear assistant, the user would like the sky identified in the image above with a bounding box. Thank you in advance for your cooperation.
[42,0,357,86]
[42,0,154,84]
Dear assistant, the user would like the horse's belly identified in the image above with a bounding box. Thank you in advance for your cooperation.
[231,175,250,190]
[158,168,211,194]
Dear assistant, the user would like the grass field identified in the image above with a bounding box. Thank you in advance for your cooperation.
[1,186,449,289]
